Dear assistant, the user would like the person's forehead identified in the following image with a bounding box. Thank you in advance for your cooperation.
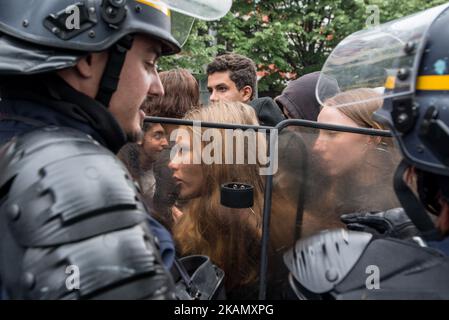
[153,123,164,129]
[318,107,356,126]
[134,34,163,57]
[207,71,234,86]
[147,123,164,133]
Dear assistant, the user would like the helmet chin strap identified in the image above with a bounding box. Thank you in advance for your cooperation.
[95,35,134,108]
[394,160,442,241]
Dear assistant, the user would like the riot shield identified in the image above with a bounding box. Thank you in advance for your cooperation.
[264,120,402,299]
[140,116,275,300]
[139,115,402,300]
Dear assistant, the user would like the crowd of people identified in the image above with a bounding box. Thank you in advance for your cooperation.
[113,52,422,298]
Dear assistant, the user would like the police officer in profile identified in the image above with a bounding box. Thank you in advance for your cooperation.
[0,0,231,299]
[284,3,449,299]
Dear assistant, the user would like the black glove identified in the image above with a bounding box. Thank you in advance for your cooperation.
[340,208,420,239]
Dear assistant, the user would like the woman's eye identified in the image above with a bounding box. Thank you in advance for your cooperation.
[176,145,189,153]
[326,131,338,137]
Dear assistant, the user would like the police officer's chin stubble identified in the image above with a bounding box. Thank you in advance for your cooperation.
[126,124,145,144]
[110,115,144,143]
[112,109,145,143]
[117,109,145,143]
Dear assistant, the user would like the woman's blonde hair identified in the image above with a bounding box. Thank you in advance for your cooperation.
[314,88,401,219]
[172,101,266,292]
[325,88,387,130]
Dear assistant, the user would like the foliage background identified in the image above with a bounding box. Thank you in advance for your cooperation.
[159,0,448,97]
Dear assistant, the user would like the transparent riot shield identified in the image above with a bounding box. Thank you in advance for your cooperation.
[263,120,402,299]
[138,116,402,300]
[137,116,273,299]
[277,123,400,237]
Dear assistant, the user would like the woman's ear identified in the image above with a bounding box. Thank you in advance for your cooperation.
[367,136,382,146]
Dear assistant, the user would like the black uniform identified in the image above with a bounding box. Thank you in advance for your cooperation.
[284,229,449,300]
[0,75,175,299]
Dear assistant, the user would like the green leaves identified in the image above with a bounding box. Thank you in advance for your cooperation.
[159,0,448,97]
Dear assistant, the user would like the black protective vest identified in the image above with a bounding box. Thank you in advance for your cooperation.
[284,229,449,299]
[0,126,175,299]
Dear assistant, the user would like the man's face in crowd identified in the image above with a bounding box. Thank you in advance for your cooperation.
[141,123,169,163]
[109,35,164,143]
[207,71,252,103]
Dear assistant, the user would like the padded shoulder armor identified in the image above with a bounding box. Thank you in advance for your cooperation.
[285,229,449,299]
[332,237,449,299]
[0,126,174,299]
[284,229,372,295]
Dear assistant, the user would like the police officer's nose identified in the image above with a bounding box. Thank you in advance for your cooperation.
[148,73,164,98]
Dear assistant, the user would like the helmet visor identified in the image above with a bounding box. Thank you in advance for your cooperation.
[140,0,233,47]
[161,0,232,20]
[317,3,449,108]
[170,11,195,47]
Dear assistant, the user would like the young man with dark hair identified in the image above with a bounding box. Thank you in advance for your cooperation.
[206,53,286,126]
[207,53,257,103]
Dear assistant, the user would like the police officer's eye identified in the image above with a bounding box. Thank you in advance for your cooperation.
[145,61,157,72]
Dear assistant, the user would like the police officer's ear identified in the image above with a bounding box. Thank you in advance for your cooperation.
[241,85,253,102]
[59,52,109,98]
[75,52,109,79]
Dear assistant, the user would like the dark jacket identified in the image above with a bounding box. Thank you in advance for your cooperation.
[429,237,449,256]
[249,97,285,127]
[275,71,340,121]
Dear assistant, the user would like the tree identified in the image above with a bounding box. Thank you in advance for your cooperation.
[159,19,224,74]
[159,0,447,97]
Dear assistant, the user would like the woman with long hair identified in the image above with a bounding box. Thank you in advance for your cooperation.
[169,101,295,298]
[304,88,401,236]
